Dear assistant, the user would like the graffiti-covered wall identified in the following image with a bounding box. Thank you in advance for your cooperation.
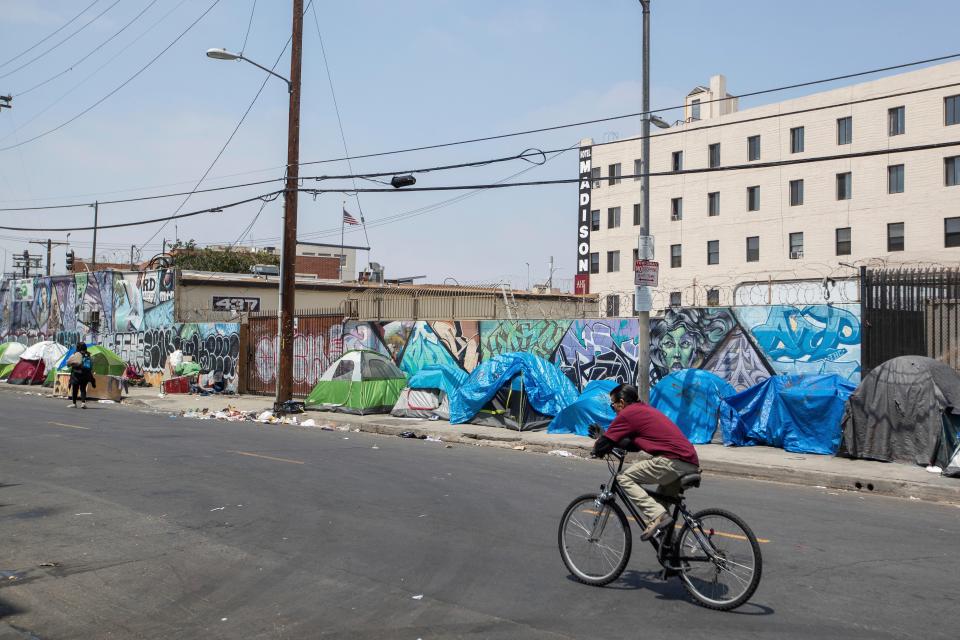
[1,271,239,391]
[308,305,861,394]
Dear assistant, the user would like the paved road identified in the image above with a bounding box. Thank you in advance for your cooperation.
[1,394,958,639]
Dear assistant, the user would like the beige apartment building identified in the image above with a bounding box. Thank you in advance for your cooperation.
[579,61,960,314]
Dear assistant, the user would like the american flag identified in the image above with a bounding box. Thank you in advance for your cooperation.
[342,208,360,226]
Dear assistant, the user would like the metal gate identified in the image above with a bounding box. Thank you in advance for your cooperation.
[862,267,960,372]
[245,309,345,397]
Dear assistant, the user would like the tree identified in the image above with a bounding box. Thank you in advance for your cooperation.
[169,240,279,274]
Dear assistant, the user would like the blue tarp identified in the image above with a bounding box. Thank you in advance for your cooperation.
[650,369,736,444]
[448,352,579,425]
[720,374,857,454]
[547,379,618,436]
[407,364,468,397]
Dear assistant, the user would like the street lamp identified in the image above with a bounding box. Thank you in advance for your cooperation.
[205,48,292,92]
[649,114,670,129]
[205,0,304,413]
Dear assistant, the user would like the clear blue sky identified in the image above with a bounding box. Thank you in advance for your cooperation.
[2,0,959,287]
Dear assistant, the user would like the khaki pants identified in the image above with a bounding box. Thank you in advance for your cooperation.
[617,453,700,523]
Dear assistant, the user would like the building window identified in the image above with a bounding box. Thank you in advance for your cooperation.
[590,166,601,188]
[888,223,904,252]
[633,248,639,264]
[836,227,852,256]
[836,172,852,200]
[633,203,642,226]
[708,191,720,216]
[746,236,759,262]
[607,250,620,272]
[707,289,720,307]
[670,244,682,268]
[671,197,683,221]
[589,252,599,274]
[888,106,905,136]
[669,291,682,307]
[691,99,701,120]
[946,217,960,248]
[708,143,721,168]
[672,151,683,172]
[946,95,960,126]
[888,164,904,194]
[590,209,600,231]
[790,126,805,153]
[607,206,621,229]
[837,116,852,145]
[605,295,620,317]
[747,185,760,211]
[707,240,719,265]
[607,163,621,186]
[634,158,643,181]
[748,135,761,161]
[789,179,804,206]
[789,232,804,259]
[946,156,960,186]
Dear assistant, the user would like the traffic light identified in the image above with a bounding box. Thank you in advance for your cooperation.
[65,250,75,272]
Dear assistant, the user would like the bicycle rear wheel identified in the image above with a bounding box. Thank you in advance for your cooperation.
[676,508,762,611]
[558,493,631,586]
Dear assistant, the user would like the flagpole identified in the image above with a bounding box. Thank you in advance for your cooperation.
[340,199,345,281]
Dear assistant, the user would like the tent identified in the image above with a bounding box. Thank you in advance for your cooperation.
[448,352,578,431]
[721,374,857,454]
[839,356,960,467]
[650,369,736,444]
[45,344,127,386]
[391,363,467,420]
[548,379,618,436]
[306,350,407,415]
[7,341,67,386]
[0,342,26,380]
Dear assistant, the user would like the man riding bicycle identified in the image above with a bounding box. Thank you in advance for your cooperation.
[592,383,700,541]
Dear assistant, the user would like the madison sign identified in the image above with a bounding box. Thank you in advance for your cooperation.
[575,145,593,295]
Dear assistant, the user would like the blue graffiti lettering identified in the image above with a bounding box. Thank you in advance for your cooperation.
[751,305,860,362]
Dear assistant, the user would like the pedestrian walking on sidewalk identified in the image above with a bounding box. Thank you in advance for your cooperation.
[592,383,700,541]
[67,342,96,409]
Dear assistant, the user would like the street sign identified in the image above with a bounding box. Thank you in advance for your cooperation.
[634,259,659,287]
[634,286,653,312]
[637,235,655,260]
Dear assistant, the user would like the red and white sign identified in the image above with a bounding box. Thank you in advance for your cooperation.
[634,259,659,287]
[574,274,590,295]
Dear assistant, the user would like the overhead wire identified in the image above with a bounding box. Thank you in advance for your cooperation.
[0,0,222,153]
[0,0,124,81]
[14,0,162,98]
[240,0,258,54]
[0,0,100,70]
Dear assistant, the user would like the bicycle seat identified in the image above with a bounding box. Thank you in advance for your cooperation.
[678,472,702,489]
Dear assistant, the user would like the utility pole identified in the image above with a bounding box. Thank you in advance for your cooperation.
[275,0,304,411]
[29,239,68,276]
[636,0,654,402]
[130,244,137,270]
[90,201,99,269]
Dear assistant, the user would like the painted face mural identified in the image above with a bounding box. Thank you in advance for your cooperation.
[650,308,735,384]
[660,326,696,371]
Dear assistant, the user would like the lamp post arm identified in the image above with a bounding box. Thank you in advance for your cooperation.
[239,55,292,92]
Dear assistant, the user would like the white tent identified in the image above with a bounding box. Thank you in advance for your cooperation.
[21,341,68,373]
[0,342,26,365]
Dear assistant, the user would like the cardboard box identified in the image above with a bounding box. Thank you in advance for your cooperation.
[54,372,122,401]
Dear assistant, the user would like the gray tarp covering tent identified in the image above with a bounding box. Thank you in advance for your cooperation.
[839,356,960,467]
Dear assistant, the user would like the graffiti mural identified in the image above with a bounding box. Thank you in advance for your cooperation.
[342,321,390,357]
[702,327,772,391]
[734,304,861,380]
[377,321,415,363]
[429,321,481,372]
[479,320,572,361]
[398,322,459,376]
[650,308,735,385]
[555,319,640,390]
[75,271,114,336]
[114,270,175,332]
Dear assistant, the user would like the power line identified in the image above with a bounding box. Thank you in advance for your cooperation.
[14,0,162,98]
[240,0,258,54]
[0,0,193,145]
[0,0,100,70]
[0,192,281,232]
[0,0,222,153]
[0,0,124,81]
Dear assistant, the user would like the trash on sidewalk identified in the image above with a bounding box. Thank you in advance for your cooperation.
[399,431,427,439]
[411,594,423,600]
[320,425,335,431]
[549,450,575,458]
[425,436,442,443]
[301,419,317,427]
[513,445,526,451]
[97,399,116,404]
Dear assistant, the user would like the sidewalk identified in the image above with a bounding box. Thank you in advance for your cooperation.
[5,384,959,505]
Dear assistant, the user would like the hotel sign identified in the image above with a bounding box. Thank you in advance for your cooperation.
[575,145,593,294]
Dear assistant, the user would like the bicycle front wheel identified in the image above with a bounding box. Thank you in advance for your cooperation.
[676,508,762,611]
[558,493,631,586]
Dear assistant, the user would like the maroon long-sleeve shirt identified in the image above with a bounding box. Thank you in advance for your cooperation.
[604,403,699,467]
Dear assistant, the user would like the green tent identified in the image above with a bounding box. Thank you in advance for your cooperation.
[45,345,128,386]
[0,342,26,380]
[306,350,407,415]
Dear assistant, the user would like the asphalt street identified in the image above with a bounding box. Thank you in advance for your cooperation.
[1,394,959,639]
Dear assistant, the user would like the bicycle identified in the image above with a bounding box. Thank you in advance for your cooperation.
[557,446,763,611]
